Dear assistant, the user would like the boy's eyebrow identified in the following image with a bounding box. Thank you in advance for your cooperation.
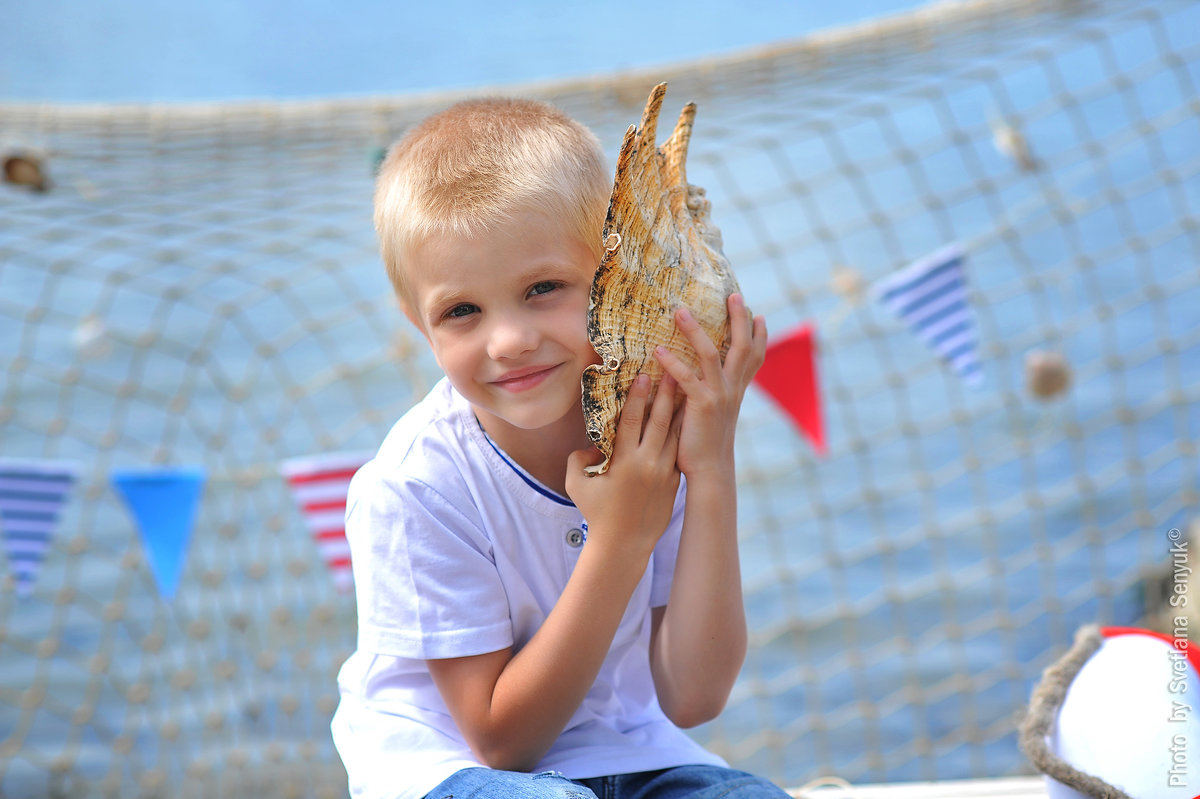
[513,261,573,282]
[422,287,472,315]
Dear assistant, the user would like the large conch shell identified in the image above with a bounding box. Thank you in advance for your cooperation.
[580,82,741,475]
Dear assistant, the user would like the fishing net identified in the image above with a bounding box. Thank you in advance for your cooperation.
[1,0,1197,794]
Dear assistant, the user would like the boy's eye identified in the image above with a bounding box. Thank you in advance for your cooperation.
[528,281,560,298]
[445,303,478,319]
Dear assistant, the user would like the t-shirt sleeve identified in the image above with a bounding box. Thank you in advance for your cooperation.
[648,478,687,608]
[345,462,514,660]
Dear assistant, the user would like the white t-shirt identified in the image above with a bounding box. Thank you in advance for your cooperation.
[331,378,725,799]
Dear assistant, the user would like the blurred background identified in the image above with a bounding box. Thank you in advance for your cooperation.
[4,0,924,102]
[1,0,1198,796]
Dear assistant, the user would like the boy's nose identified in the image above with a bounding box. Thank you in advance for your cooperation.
[486,317,539,360]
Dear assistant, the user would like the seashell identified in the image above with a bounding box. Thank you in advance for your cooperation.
[830,265,866,303]
[73,313,112,358]
[580,82,741,475]
[990,117,1038,173]
[3,153,48,191]
[1025,349,1071,400]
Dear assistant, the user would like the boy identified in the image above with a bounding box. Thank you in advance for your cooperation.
[331,94,785,799]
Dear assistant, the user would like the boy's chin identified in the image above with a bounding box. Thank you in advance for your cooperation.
[508,406,582,432]
[476,400,584,434]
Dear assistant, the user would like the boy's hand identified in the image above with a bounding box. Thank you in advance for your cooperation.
[566,372,681,560]
[654,293,767,479]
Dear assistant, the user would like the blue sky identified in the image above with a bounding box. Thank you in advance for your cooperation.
[4,0,926,102]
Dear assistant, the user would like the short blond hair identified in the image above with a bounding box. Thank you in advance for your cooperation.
[374,97,610,305]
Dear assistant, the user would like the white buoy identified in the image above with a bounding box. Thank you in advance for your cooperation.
[1037,628,1200,798]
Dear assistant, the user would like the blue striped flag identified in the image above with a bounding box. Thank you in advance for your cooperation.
[0,459,80,597]
[872,243,983,386]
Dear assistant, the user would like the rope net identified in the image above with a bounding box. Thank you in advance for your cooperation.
[2,0,1198,794]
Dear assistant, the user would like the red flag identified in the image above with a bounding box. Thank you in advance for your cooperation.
[752,323,826,455]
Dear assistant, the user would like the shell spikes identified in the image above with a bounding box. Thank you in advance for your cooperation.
[580,82,741,475]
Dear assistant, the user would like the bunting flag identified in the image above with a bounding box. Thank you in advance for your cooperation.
[752,323,826,455]
[111,467,205,600]
[872,243,984,386]
[0,459,81,597]
[280,451,371,593]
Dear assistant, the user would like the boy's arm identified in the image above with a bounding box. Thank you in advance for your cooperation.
[428,373,681,773]
[649,294,767,728]
[648,470,745,728]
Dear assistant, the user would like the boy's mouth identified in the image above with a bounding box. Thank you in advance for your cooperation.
[492,364,559,392]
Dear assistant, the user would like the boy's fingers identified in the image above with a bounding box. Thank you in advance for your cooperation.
[675,306,722,384]
[616,373,650,445]
[654,345,700,393]
[643,373,677,447]
[669,406,685,443]
[567,447,605,472]
[726,296,769,386]
[726,293,752,354]
[745,314,768,377]
[726,294,763,371]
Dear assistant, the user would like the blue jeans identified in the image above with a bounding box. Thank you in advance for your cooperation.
[423,765,791,799]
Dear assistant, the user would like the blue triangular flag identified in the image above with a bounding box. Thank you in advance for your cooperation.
[111,467,205,599]
[873,243,983,386]
[0,459,81,597]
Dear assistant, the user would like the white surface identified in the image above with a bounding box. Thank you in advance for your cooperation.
[795,776,1049,798]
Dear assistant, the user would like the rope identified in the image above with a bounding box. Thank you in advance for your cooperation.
[1017,625,1132,799]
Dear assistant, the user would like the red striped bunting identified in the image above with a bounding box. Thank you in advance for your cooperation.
[280,452,372,594]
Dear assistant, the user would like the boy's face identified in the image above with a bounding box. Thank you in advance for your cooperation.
[402,207,601,441]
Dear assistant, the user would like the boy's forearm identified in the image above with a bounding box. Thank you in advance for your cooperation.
[444,539,652,771]
[650,469,748,728]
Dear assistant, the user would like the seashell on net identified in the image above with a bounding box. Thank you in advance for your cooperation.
[1025,349,1071,400]
[580,82,741,475]
[3,154,48,192]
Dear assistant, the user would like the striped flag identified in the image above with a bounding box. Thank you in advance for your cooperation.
[280,451,371,594]
[0,459,81,597]
[873,243,983,385]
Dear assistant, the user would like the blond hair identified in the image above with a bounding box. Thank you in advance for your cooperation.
[374,97,610,305]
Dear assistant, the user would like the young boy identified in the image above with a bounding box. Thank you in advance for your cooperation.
[331,94,785,799]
